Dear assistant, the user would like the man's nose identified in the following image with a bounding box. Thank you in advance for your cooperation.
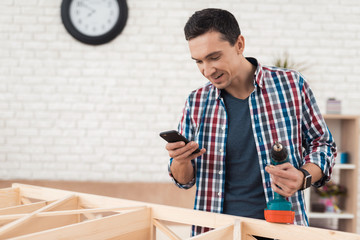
[202,63,216,78]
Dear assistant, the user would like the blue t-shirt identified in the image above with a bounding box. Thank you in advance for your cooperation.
[222,90,267,219]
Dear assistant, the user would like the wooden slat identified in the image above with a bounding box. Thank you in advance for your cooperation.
[151,203,235,229]
[150,209,155,240]
[20,197,32,205]
[0,188,19,208]
[12,183,142,210]
[11,208,151,240]
[0,205,146,221]
[242,221,360,240]
[233,220,241,240]
[189,224,233,240]
[153,219,181,240]
[244,235,257,240]
[0,201,48,226]
[0,201,47,215]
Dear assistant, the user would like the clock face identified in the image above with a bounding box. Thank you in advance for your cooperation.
[61,0,128,45]
[69,0,120,37]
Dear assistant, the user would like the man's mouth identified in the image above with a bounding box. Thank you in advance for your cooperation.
[214,73,223,80]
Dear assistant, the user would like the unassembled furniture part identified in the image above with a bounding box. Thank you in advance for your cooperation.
[0,183,359,240]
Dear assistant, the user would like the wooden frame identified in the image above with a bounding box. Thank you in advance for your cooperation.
[0,184,359,239]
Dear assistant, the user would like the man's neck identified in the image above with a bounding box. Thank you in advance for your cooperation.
[225,57,257,100]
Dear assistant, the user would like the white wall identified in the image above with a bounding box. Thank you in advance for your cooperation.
[1,0,360,232]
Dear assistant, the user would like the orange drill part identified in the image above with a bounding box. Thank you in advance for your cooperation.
[264,209,295,224]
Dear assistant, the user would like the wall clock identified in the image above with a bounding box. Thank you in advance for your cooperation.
[61,0,128,45]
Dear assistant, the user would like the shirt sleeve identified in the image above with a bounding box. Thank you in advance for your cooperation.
[168,157,196,189]
[167,97,196,189]
[300,75,337,187]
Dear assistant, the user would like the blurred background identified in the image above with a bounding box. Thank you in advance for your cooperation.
[0,0,359,234]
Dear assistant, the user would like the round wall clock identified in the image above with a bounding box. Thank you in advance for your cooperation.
[61,0,128,45]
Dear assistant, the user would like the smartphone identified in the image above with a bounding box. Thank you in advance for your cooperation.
[159,130,200,154]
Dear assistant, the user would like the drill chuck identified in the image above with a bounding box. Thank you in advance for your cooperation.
[271,141,288,164]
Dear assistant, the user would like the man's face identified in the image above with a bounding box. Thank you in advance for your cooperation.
[188,31,241,90]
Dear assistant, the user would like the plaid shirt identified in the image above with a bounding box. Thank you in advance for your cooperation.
[168,58,336,236]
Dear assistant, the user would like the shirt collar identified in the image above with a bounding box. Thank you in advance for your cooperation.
[247,57,265,89]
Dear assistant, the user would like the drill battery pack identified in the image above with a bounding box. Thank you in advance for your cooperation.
[264,209,295,224]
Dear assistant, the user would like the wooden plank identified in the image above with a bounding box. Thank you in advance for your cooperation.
[0,206,146,222]
[152,203,360,240]
[233,220,241,240]
[0,201,47,215]
[0,188,19,208]
[12,183,143,210]
[151,204,235,229]
[0,201,48,226]
[189,224,233,240]
[242,221,360,240]
[20,197,33,205]
[150,209,155,240]
[244,235,257,240]
[11,208,151,240]
[153,219,181,240]
[80,207,96,220]
[0,195,77,239]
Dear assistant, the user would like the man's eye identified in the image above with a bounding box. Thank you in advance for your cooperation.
[211,56,220,60]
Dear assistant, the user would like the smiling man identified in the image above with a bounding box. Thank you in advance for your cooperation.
[165,8,336,238]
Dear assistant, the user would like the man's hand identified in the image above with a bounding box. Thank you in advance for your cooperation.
[167,141,206,184]
[265,163,304,198]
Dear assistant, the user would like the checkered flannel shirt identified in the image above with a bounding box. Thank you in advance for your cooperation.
[168,58,337,236]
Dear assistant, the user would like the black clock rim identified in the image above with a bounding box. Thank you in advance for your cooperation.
[61,0,128,45]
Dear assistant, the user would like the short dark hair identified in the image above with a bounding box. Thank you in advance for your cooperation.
[184,8,241,46]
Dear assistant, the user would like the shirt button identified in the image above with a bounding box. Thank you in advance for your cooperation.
[219,149,223,153]
[222,126,226,131]
[218,192,221,197]
[219,170,223,175]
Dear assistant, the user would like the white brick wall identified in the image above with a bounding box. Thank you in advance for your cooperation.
[1,0,360,232]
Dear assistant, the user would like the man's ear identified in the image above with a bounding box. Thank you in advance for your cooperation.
[236,35,245,55]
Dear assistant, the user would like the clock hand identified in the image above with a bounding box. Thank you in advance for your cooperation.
[78,1,96,13]
[87,9,96,17]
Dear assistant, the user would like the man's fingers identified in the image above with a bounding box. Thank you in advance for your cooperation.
[167,141,203,160]
[266,163,298,180]
[267,163,303,197]
[271,182,292,198]
[166,141,185,151]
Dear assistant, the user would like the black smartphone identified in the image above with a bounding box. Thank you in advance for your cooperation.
[159,130,200,154]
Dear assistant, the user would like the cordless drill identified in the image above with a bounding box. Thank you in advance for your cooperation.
[264,141,295,224]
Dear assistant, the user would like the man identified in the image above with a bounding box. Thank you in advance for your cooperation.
[165,8,336,237]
